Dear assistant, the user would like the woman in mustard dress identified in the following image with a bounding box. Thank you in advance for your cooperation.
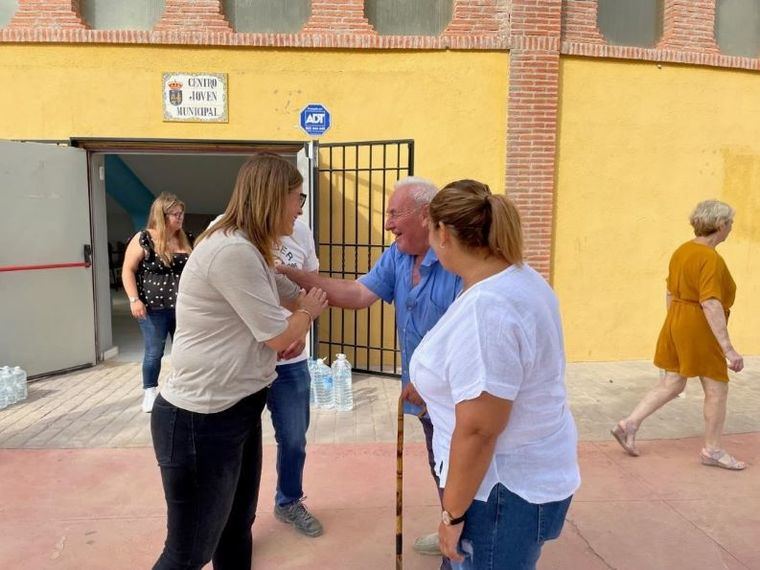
[612,200,745,470]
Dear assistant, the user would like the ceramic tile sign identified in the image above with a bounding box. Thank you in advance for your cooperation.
[163,72,228,123]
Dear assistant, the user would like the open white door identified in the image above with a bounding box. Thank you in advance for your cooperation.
[297,141,317,228]
[0,141,96,377]
[297,142,318,358]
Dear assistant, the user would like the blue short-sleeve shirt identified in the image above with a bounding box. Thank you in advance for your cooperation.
[359,243,462,415]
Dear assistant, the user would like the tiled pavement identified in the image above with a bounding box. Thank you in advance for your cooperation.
[2,357,759,449]
[2,358,760,569]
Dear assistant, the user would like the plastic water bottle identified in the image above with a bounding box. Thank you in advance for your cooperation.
[331,353,354,412]
[314,358,334,409]
[7,367,18,405]
[307,359,317,406]
[0,367,10,410]
[12,367,27,403]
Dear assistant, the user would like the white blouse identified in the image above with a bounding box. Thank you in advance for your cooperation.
[410,264,580,505]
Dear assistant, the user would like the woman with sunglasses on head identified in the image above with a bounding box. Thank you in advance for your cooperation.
[410,180,580,569]
[122,192,193,413]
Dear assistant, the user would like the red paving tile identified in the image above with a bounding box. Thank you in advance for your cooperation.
[1,435,759,569]
[596,434,759,501]
[572,443,656,502]
[667,498,760,569]
[568,500,746,570]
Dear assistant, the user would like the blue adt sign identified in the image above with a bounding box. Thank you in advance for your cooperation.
[300,104,331,136]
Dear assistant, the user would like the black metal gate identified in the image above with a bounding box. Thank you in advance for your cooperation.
[312,140,414,375]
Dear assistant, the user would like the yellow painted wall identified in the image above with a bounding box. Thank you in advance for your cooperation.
[0,45,507,368]
[0,45,507,189]
[555,57,760,361]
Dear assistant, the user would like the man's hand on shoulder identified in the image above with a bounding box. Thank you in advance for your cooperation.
[276,263,308,286]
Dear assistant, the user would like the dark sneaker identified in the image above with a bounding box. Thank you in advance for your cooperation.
[274,499,324,537]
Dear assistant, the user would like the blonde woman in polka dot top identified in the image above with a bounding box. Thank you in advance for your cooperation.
[122,192,193,413]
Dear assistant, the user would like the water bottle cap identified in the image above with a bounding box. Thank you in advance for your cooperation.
[336,353,346,359]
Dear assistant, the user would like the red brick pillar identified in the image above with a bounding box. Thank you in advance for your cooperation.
[561,0,605,44]
[507,0,562,280]
[302,0,375,34]
[154,0,232,33]
[657,0,719,52]
[7,0,86,29]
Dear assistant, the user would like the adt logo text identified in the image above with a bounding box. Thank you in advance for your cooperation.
[300,104,331,137]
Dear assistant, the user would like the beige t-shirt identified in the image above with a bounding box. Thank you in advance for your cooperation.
[161,230,290,413]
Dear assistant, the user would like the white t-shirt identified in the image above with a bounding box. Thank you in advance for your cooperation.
[209,216,319,365]
[273,219,319,365]
[410,264,580,505]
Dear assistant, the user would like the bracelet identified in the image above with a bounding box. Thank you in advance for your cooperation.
[295,308,313,321]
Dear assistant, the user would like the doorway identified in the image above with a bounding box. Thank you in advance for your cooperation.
[80,139,309,364]
[101,153,254,362]
[1,137,412,379]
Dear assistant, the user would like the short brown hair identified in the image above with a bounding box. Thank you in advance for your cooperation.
[197,153,302,266]
[428,179,523,265]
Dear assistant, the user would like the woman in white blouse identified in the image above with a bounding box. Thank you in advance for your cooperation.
[410,180,580,569]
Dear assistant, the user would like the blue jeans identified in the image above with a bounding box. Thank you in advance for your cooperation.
[267,360,311,507]
[137,308,176,389]
[151,389,268,570]
[452,484,573,570]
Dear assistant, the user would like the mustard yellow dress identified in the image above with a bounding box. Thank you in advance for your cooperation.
[654,241,736,382]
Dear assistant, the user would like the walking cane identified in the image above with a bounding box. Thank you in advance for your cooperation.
[395,395,404,570]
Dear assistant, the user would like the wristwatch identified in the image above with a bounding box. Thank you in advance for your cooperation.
[128,296,140,303]
[441,510,465,526]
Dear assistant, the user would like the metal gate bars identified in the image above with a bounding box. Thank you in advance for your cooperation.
[313,139,414,376]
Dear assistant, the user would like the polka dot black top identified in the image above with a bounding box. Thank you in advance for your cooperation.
[136,231,190,311]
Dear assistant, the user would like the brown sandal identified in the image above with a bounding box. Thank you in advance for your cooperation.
[700,449,746,471]
[611,421,640,457]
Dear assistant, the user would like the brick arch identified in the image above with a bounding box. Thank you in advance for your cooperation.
[8,0,87,29]
[561,0,604,44]
[302,0,376,34]
[154,0,232,33]
[657,0,719,52]
[443,0,510,38]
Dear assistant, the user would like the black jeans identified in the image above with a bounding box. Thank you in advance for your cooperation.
[151,390,268,570]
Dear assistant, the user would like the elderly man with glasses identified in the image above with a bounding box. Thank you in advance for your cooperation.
[277,176,462,569]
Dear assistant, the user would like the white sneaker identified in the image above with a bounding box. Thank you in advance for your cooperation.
[413,532,441,556]
[142,387,158,413]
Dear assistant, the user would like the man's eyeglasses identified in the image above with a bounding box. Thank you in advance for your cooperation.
[385,207,419,221]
